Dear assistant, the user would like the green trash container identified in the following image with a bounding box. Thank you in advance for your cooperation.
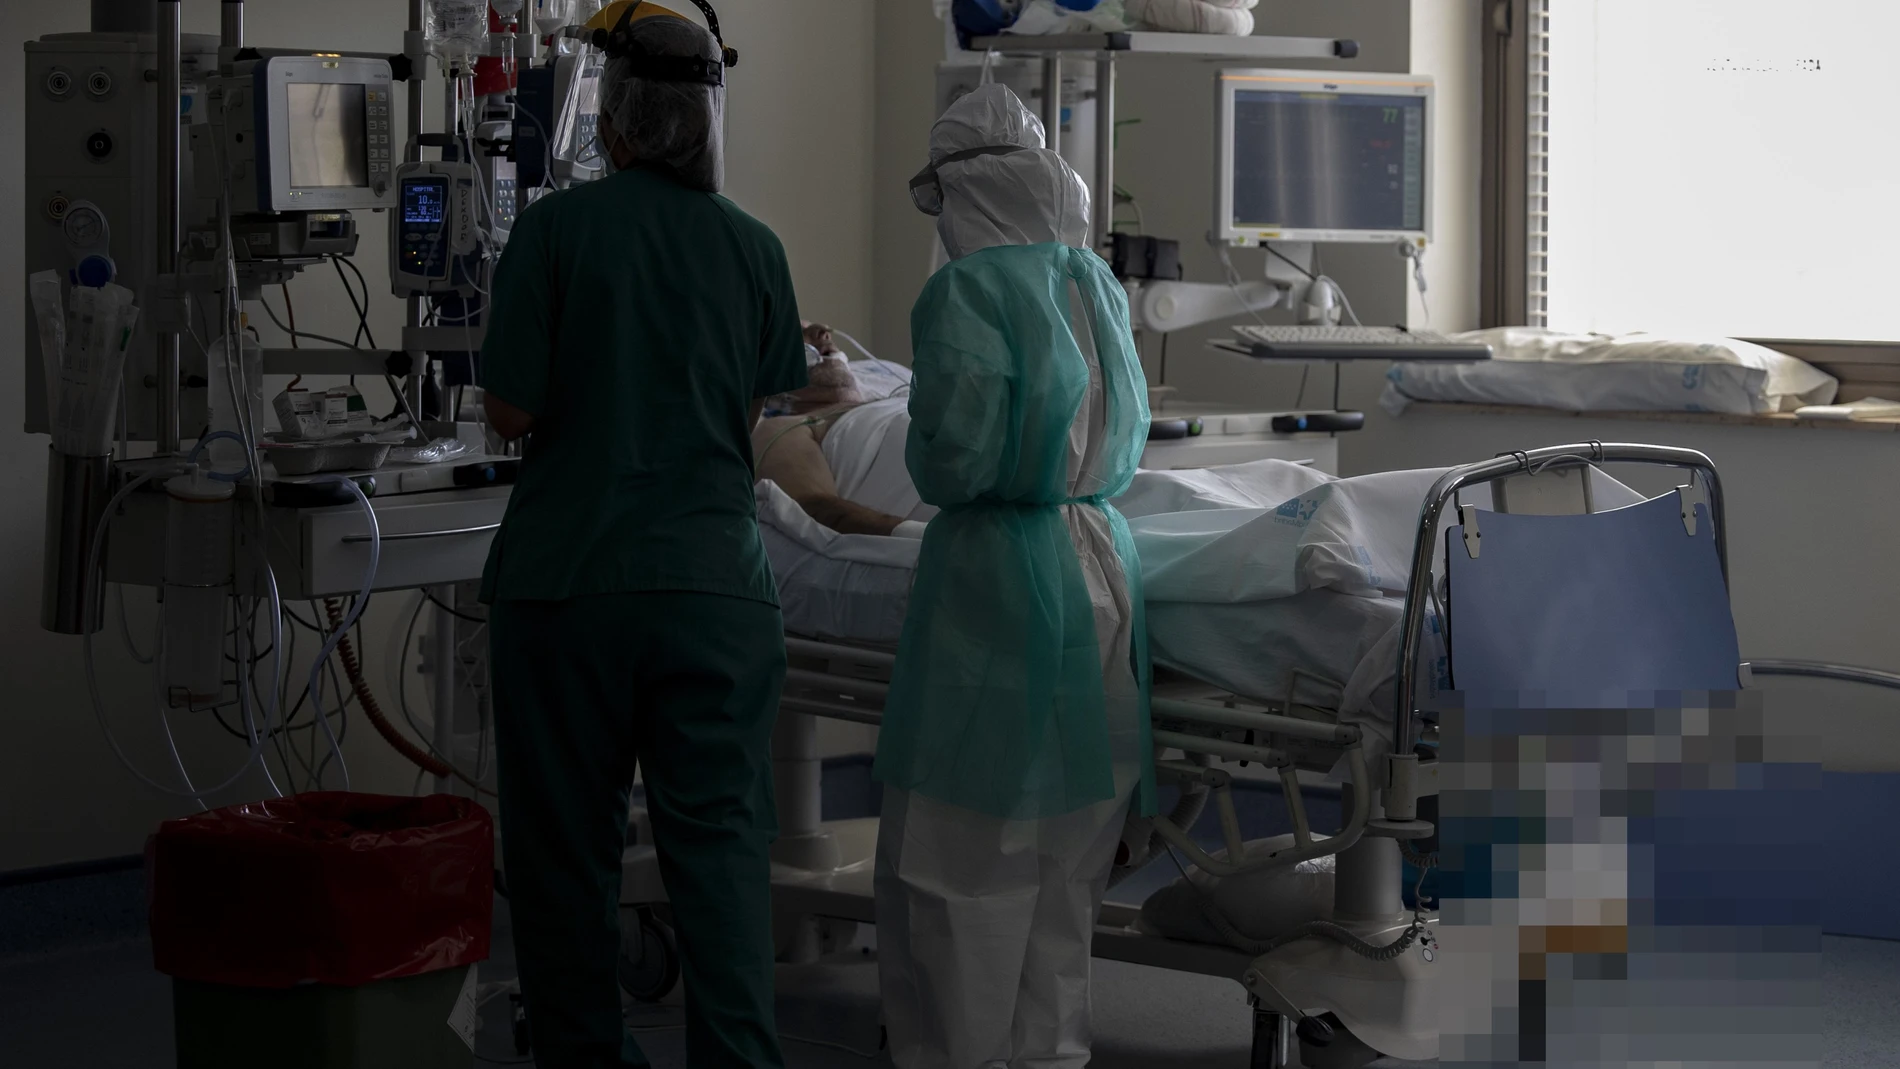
[174,966,476,1069]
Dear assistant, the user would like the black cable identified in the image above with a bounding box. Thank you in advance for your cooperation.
[330,255,378,350]
[1158,332,1170,386]
[1295,365,1311,409]
[255,292,364,351]
[1266,244,1318,281]
[427,589,489,624]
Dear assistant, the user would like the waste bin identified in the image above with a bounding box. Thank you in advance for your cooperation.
[150,793,494,1069]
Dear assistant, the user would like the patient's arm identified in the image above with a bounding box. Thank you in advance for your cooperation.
[753,414,906,537]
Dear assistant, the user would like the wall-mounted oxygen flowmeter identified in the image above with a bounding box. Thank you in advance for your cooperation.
[390,161,480,297]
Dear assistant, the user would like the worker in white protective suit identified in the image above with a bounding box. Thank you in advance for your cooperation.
[873,82,1156,1069]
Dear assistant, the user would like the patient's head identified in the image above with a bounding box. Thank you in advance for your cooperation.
[803,321,838,355]
[776,320,863,414]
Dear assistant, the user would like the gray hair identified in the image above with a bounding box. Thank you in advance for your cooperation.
[598,17,726,192]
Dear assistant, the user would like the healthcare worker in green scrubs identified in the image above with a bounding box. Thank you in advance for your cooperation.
[477,6,806,1067]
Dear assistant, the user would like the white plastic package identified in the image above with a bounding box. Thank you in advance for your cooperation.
[1794,396,1900,421]
[387,437,474,465]
[1136,832,1335,947]
[43,280,140,456]
[1126,0,1256,35]
[1380,327,1839,416]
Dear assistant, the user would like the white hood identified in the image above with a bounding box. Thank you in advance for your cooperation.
[930,83,1092,259]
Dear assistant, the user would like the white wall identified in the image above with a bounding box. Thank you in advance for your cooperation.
[1,1,879,872]
[869,0,947,364]
[722,0,876,333]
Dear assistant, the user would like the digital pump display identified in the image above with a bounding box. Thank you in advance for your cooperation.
[403,177,450,225]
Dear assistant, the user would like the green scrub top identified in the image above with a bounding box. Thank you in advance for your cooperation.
[477,167,809,606]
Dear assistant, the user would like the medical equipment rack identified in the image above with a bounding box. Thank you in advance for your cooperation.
[962,31,1362,256]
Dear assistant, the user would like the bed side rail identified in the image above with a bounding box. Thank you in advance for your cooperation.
[1743,660,1900,692]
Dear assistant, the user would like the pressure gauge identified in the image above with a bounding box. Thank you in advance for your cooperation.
[61,200,117,288]
[63,202,108,249]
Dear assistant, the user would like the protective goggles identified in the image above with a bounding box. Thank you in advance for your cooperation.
[589,0,737,85]
[908,144,1029,216]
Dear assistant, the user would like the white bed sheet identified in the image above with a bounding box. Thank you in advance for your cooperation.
[757,454,1639,742]
[819,397,936,525]
[757,479,916,645]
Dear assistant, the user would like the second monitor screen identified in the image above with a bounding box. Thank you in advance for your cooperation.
[1231,89,1426,233]
[287,82,369,190]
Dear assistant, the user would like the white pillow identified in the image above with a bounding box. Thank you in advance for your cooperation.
[1381,327,1838,416]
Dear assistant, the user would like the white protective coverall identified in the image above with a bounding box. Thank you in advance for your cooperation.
[874,83,1147,1069]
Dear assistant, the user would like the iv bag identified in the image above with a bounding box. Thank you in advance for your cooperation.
[428,0,491,69]
[533,0,573,35]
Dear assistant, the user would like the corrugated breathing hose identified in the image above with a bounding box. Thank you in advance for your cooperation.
[322,597,494,797]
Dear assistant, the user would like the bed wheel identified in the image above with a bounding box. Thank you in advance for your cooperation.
[1297,1013,1335,1047]
[619,906,682,1003]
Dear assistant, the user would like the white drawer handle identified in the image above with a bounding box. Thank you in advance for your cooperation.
[342,523,500,544]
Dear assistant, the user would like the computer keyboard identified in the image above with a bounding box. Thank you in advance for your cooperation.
[1225,324,1494,362]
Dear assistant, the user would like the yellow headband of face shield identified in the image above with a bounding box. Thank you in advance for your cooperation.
[585,1,689,32]
[586,0,737,71]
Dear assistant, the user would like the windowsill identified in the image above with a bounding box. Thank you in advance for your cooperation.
[1404,402,1900,433]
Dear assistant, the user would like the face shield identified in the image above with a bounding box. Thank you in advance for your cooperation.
[589,2,736,192]
[921,84,1092,259]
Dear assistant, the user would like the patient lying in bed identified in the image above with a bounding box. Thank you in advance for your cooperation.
[752,322,930,538]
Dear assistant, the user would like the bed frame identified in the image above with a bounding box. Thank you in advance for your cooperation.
[618,442,1900,1067]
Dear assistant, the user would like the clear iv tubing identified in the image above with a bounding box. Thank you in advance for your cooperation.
[300,475,383,792]
[82,469,275,804]
[829,330,914,401]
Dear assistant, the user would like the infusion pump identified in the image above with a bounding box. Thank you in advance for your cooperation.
[390,160,481,298]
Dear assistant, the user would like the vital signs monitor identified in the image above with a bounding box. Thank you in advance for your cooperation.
[1214,69,1433,247]
[210,55,397,213]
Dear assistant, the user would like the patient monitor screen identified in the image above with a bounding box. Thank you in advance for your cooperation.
[286,82,369,189]
[1230,89,1426,233]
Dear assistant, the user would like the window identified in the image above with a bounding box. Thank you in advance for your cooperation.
[1486,0,1900,343]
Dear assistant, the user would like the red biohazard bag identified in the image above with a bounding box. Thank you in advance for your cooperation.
[148,793,493,988]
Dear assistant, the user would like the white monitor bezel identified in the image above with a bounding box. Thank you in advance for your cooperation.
[260,56,395,213]
[1213,68,1435,248]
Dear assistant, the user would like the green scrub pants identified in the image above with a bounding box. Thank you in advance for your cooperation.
[490,592,787,1069]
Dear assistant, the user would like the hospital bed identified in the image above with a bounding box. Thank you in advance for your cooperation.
[615,440,1888,1068]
